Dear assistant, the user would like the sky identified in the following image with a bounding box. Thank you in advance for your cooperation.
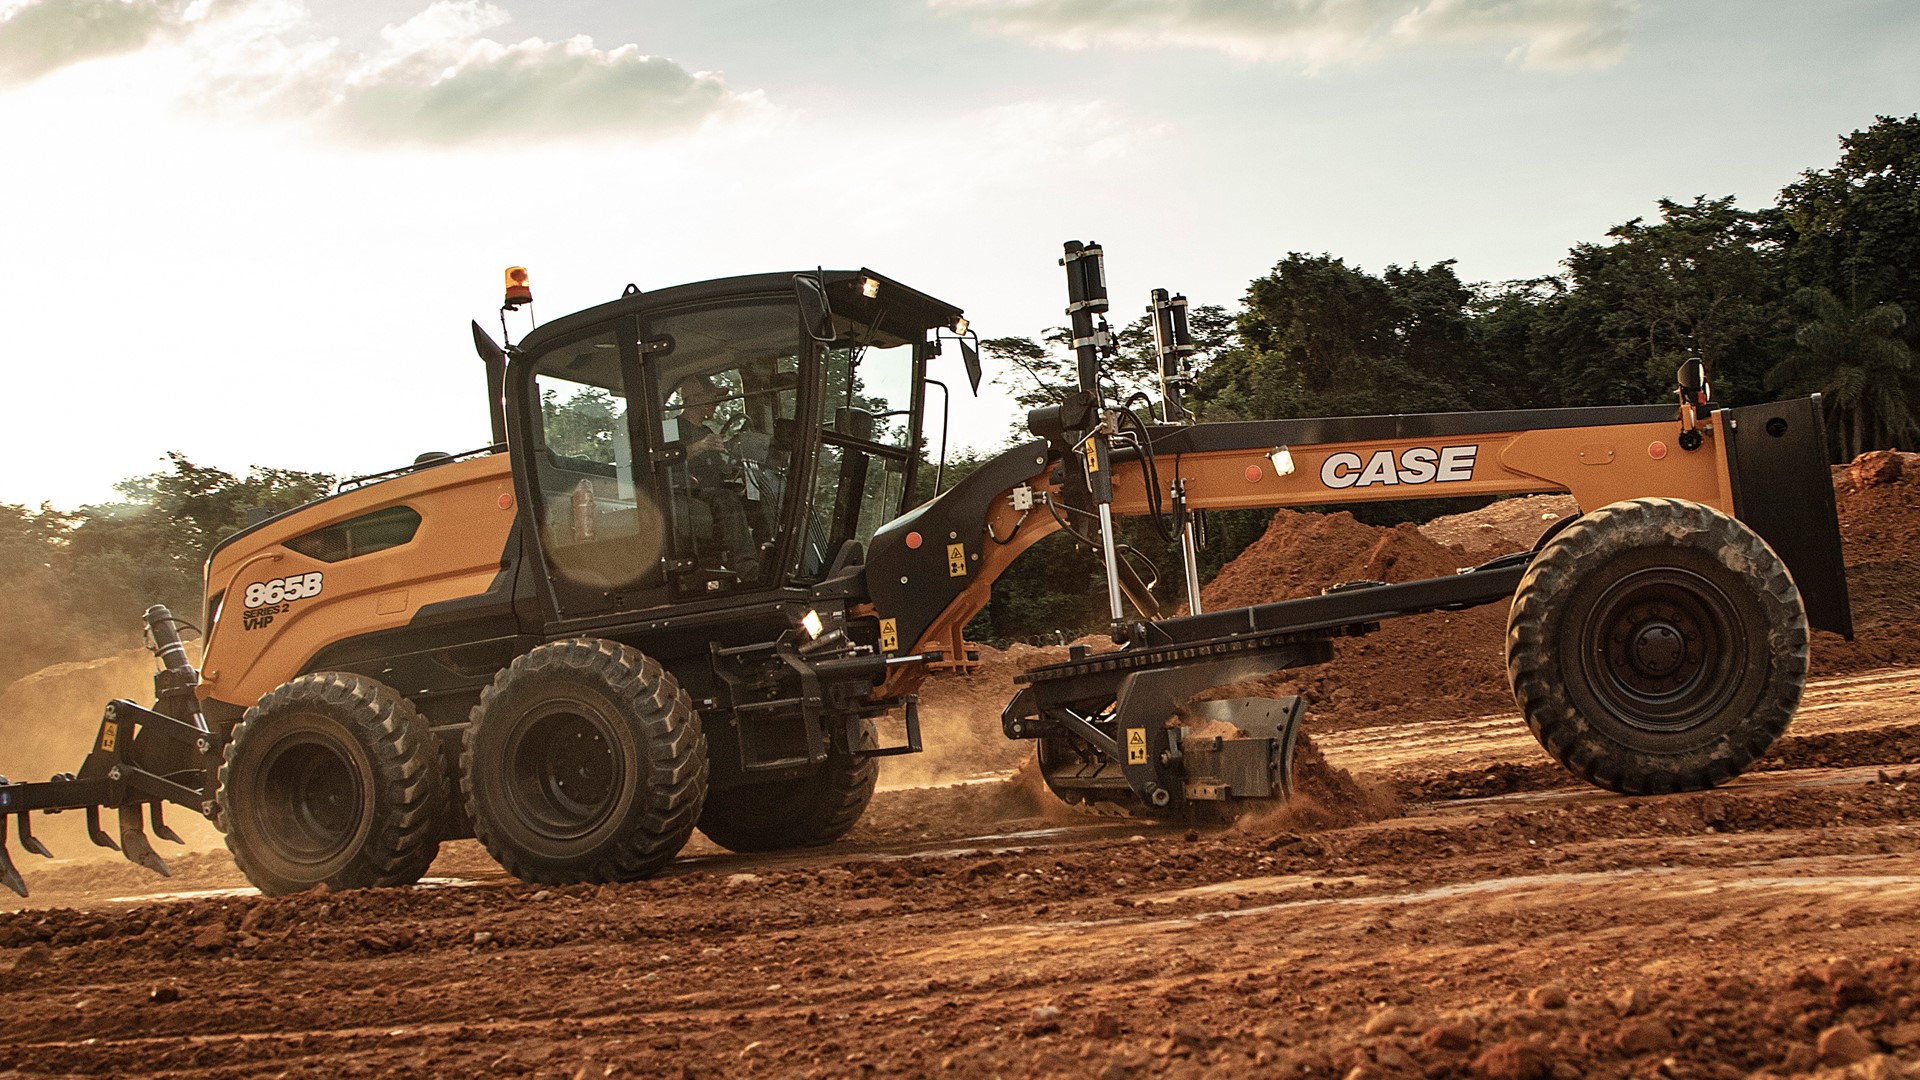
[0,0,1914,508]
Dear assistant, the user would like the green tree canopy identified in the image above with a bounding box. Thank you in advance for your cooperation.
[1777,115,1920,327]
[1767,286,1917,459]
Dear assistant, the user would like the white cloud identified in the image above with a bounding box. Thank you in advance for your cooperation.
[0,0,749,142]
[1390,0,1633,70]
[334,20,741,143]
[930,0,1636,71]
[0,0,184,84]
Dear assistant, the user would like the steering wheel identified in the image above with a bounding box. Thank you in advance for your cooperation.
[717,413,749,438]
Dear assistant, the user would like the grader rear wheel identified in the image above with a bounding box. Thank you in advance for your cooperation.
[697,740,877,853]
[463,639,707,883]
[1507,497,1809,795]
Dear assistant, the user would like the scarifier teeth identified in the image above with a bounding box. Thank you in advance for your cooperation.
[17,812,51,859]
[118,806,171,879]
[0,835,24,898]
[150,803,183,846]
[86,805,120,852]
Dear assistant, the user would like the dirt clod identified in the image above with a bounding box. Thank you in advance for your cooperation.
[1422,1020,1479,1053]
[1471,1037,1553,1080]
[1525,984,1568,1010]
[1362,1005,1422,1035]
[1819,1023,1877,1067]
[1615,1018,1675,1055]
[1607,986,1649,1018]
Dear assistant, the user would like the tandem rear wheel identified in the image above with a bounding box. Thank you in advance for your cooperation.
[697,736,877,853]
[219,672,448,896]
[1508,497,1810,795]
[462,638,708,884]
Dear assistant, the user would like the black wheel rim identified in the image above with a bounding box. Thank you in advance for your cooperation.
[506,699,624,838]
[1580,566,1748,732]
[259,734,365,864]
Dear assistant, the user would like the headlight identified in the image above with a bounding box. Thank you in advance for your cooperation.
[800,609,825,639]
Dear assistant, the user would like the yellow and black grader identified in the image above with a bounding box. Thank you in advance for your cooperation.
[0,243,1849,896]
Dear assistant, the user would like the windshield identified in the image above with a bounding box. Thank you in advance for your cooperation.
[796,335,922,581]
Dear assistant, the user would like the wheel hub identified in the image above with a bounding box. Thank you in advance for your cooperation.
[260,735,364,863]
[1629,619,1685,676]
[509,702,624,838]
[1585,568,1746,733]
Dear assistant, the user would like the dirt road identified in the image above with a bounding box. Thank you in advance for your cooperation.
[4,666,1920,1078]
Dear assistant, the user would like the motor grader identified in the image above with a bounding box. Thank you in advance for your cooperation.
[0,243,1850,897]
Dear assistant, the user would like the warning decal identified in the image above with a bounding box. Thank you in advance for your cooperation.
[1126,727,1147,765]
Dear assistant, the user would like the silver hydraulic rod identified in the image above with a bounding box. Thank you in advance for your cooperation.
[1097,502,1126,623]
[1180,518,1204,616]
[1169,475,1203,615]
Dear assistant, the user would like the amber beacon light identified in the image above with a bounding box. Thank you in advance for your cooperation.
[503,266,533,310]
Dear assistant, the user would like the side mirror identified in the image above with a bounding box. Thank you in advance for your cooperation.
[795,274,835,343]
[960,337,982,395]
[1677,355,1705,393]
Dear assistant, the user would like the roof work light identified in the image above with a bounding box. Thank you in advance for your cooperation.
[503,266,533,310]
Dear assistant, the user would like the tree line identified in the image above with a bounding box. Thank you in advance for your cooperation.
[0,456,331,689]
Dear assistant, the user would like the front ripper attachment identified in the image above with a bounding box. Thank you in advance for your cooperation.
[0,698,214,898]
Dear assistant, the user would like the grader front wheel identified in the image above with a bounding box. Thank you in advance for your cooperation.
[1507,497,1810,795]
[219,673,448,896]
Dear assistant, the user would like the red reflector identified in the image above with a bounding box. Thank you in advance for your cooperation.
[498,492,514,510]
[1648,441,1668,460]
[905,531,922,550]
[1244,465,1262,483]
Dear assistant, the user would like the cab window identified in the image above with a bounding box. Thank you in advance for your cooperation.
[527,328,663,615]
[651,303,801,595]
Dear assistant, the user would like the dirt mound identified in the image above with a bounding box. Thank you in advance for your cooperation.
[1203,511,1469,608]
[1814,451,1920,672]
[1234,733,1401,833]
[1197,509,1514,729]
[1418,493,1578,559]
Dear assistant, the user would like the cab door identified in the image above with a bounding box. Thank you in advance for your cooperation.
[639,300,808,599]
[515,317,669,620]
